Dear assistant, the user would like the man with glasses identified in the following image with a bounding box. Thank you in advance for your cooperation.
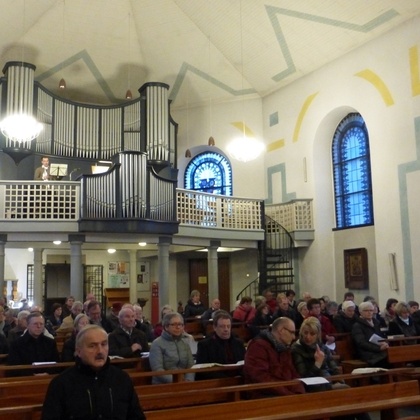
[243,317,305,397]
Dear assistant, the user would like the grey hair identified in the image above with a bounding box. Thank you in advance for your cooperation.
[75,324,107,349]
[162,312,183,328]
[359,301,374,312]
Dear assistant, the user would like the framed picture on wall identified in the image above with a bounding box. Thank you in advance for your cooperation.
[344,248,369,289]
[136,261,150,291]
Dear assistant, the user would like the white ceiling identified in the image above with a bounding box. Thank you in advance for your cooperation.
[2,1,420,252]
[0,0,419,109]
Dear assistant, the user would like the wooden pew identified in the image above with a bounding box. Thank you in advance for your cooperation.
[0,371,243,401]
[184,318,205,339]
[387,343,420,382]
[333,332,368,374]
[0,405,42,420]
[0,367,410,411]
[0,372,418,420]
[388,343,420,367]
[0,356,148,377]
[145,380,420,420]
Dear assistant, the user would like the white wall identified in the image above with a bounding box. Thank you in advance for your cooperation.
[173,97,266,199]
[261,16,420,308]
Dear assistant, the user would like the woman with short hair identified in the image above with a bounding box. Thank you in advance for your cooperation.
[149,313,194,384]
[388,301,420,340]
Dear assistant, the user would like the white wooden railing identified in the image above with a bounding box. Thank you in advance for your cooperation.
[265,199,314,232]
[0,181,312,236]
[176,189,263,230]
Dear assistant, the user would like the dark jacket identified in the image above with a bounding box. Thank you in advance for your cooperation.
[388,316,420,340]
[108,327,149,358]
[0,334,8,354]
[134,319,154,342]
[90,318,114,334]
[7,331,59,365]
[41,357,146,420]
[183,299,206,318]
[248,312,273,338]
[333,311,357,333]
[243,330,305,397]
[291,340,338,392]
[61,335,77,362]
[196,333,245,379]
[351,317,388,367]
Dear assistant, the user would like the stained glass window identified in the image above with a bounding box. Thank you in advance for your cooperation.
[184,152,232,195]
[332,113,374,228]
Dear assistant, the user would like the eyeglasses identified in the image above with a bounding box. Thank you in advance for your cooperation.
[282,327,296,335]
[169,323,184,327]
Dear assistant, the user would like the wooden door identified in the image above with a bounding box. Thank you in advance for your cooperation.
[45,263,70,315]
[189,258,230,311]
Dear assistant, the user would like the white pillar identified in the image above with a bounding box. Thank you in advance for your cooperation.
[33,248,44,307]
[129,250,137,304]
[0,235,6,300]
[208,240,220,301]
[69,235,85,302]
[158,236,171,308]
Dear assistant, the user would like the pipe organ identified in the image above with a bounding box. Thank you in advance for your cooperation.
[0,62,178,172]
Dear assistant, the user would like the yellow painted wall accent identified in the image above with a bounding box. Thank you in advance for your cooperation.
[293,92,319,142]
[355,69,394,106]
[231,121,254,137]
[267,139,285,152]
[409,46,420,96]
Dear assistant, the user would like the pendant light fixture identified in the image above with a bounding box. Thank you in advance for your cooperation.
[226,0,265,162]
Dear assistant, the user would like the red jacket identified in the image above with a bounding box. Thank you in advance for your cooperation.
[232,304,255,324]
[243,331,305,397]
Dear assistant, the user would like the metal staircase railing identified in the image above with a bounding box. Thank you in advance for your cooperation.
[236,215,295,302]
[235,277,259,301]
[258,215,294,294]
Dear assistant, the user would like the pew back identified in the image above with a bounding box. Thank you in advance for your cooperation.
[145,380,420,420]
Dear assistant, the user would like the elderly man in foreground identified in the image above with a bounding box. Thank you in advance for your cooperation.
[41,325,146,420]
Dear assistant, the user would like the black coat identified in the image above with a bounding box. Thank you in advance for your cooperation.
[41,357,146,420]
[184,300,206,318]
[196,333,245,379]
[388,316,420,339]
[351,317,388,367]
[333,311,357,333]
[108,327,149,358]
[7,331,59,365]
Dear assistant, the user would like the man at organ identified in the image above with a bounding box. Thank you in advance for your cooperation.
[34,156,54,180]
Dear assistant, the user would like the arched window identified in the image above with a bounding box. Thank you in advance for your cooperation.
[332,113,374,228]
[184,152,232,195]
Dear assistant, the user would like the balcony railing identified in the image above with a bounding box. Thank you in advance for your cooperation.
[265,199,313,232]
[177,189,264,231]
[0,181,80,221]
[0,182,264,233]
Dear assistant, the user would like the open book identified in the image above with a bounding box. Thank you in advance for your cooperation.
[298,377,329,385]
[351,367,388,374]
[32,361,57,366]
[192,360,244,369]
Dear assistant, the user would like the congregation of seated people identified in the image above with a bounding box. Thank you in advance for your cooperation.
[1,287,420,414]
